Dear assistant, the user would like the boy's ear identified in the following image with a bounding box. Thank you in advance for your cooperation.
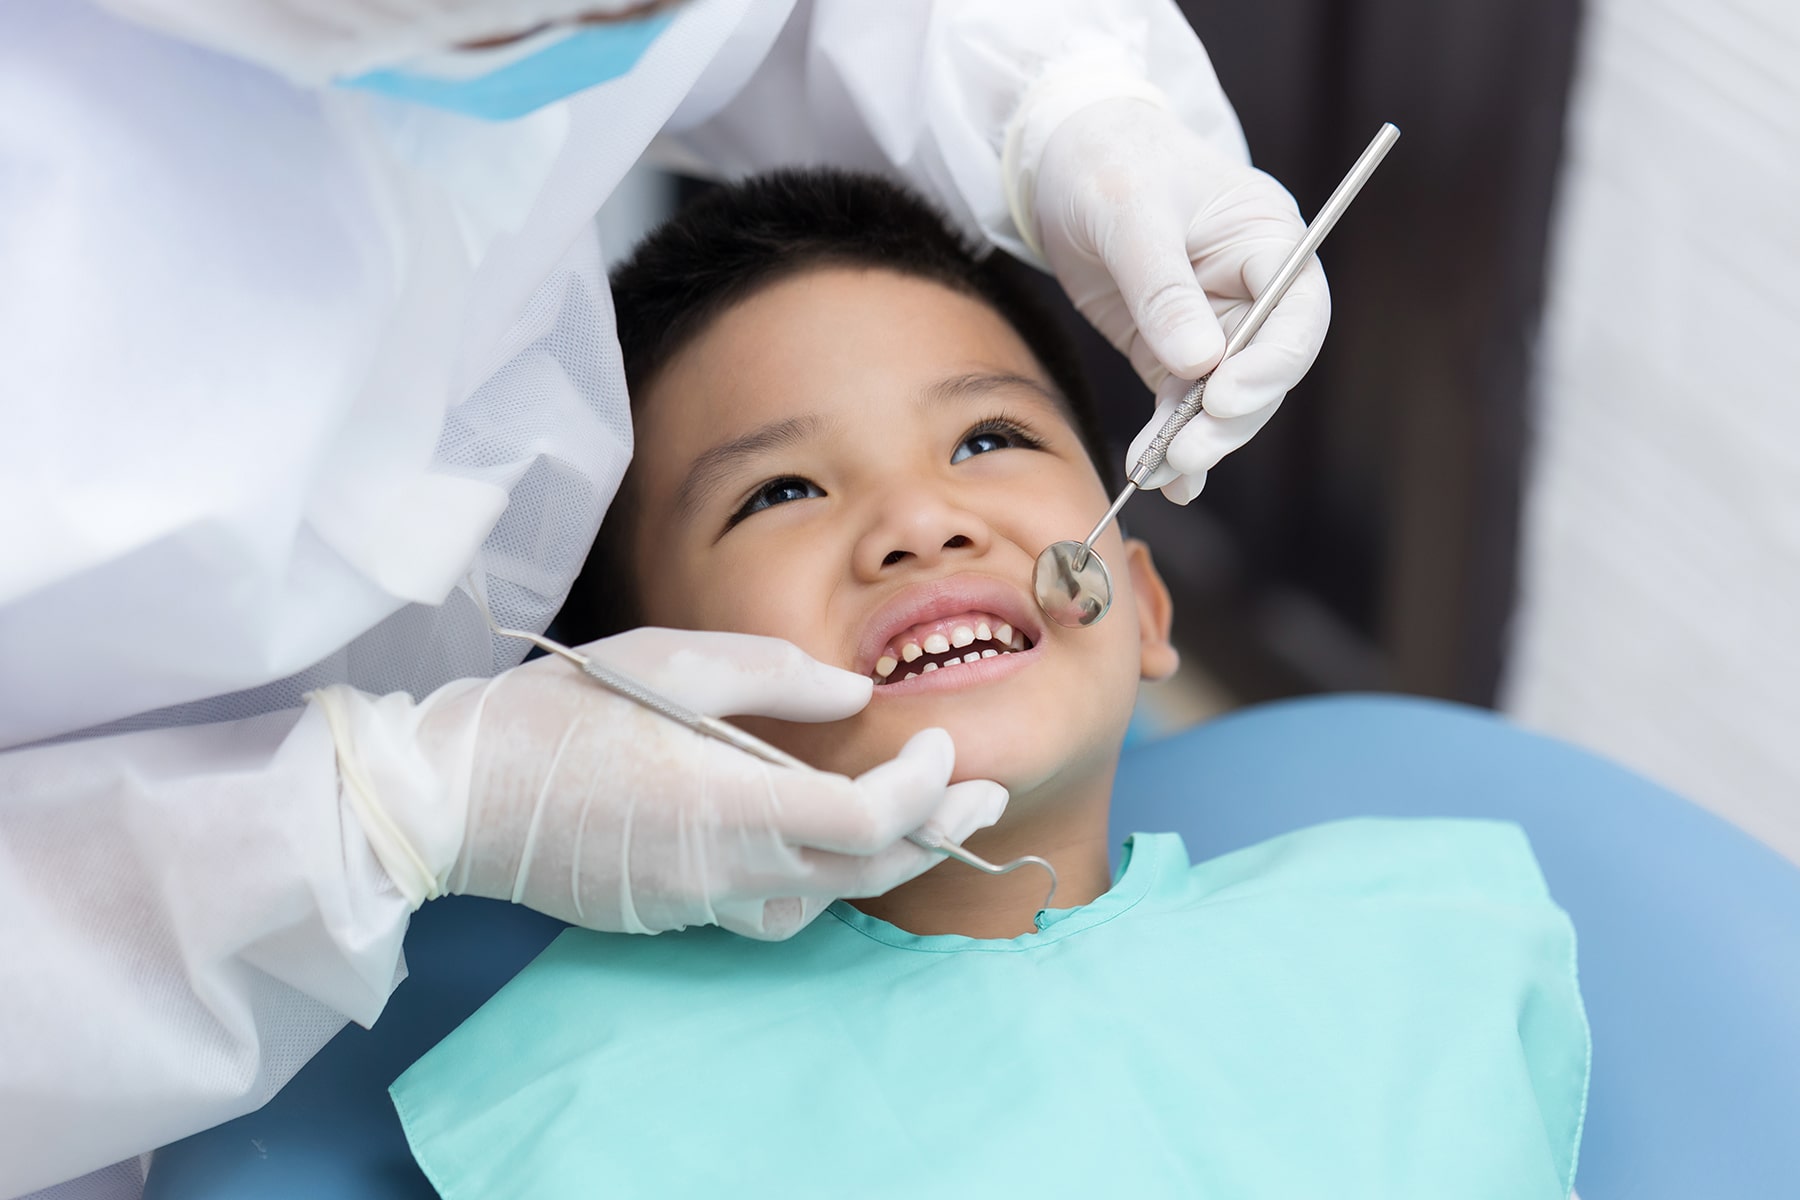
[1122,537,1179,683]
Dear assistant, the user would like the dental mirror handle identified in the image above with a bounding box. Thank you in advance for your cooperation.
[1075,121,1401,563]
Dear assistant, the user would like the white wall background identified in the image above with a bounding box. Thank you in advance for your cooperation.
[1504,0,1800,862]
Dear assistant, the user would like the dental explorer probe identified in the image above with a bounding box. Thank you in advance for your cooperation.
[486,624,1060,911]
[1034,121,1401,628]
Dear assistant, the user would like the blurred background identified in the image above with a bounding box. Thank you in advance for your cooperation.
[601,0,1800,867]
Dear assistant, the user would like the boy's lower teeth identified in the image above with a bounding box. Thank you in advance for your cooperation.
[878,646,1012,684]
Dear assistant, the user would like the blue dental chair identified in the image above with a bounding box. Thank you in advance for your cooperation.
[146,694,1800,1198]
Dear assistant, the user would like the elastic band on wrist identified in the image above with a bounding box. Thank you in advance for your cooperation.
[310,686,445,908]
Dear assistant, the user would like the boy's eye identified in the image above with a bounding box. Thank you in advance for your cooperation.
[728,476,824,527]
[951,418,1043,464]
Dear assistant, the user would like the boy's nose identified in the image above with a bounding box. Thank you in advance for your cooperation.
[853,488,992,579]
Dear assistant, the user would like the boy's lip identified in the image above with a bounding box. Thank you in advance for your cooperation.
[854,573,1044,678]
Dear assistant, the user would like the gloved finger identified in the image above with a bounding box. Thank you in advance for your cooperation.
[1198,255,1329,421]
[1126,250,1325,499]
[1159,468,1208,506]
[782,778,1010,901]
[584,627,872,722]
[1098,199,1227,382]
[1164,401,1284,481]
[712,765,1005,942]
[715,895,832,942]
[765,727,957,856]
[1184,175,1309,297]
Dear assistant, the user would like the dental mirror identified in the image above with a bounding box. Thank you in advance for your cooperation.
[1034,537,1114,626]
[1033,121,1401,629]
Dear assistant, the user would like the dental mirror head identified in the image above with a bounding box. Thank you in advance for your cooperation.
[1031,120,1400,631]
[1034,539,1113,628]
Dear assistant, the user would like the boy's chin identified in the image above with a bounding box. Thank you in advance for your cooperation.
[862,727,1085,799]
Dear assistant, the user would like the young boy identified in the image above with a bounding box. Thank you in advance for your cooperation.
[389,171,1589,1198]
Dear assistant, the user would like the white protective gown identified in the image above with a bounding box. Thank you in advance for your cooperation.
[0,1,1241,1194]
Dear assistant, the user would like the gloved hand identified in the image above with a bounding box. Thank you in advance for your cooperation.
[310,628,1006,940]
[1016,96,1331,504]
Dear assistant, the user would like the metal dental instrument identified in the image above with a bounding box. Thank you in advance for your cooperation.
[488,624,1060,911]
[1034,121,1402,628]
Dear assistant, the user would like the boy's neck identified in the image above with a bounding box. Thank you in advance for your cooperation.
[848,767,1116,939]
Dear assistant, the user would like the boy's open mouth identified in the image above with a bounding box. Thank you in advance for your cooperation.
[869,611,1034,684]
[857,575,1045,691]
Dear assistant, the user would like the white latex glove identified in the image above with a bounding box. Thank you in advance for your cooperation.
[1018,95,1331,505]
[310,628,1006,940]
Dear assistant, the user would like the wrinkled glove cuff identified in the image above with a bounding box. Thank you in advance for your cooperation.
[309,682,484,908]
[1000,61,1171,264]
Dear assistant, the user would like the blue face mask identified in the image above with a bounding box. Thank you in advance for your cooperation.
[341,9,676,121]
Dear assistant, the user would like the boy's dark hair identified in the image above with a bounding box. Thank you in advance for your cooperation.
[561,168,1111,643]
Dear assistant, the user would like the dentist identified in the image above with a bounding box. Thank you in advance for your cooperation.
[0,1,1328,1194]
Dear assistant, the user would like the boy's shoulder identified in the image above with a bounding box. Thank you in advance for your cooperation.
[1152,816,1557,914]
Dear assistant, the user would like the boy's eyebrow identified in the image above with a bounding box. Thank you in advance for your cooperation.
[675,413,826,521]
[924,371,1063,409]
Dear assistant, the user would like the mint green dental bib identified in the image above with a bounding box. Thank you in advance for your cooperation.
[393,819,1589,1199]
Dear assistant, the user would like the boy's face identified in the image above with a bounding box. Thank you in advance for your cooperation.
[626,267,1177,798]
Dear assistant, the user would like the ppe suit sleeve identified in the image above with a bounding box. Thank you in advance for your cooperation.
[661,0,1248,265]
[0,707,411,1197]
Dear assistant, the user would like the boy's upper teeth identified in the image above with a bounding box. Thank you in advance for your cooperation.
[871,610,1033,682]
